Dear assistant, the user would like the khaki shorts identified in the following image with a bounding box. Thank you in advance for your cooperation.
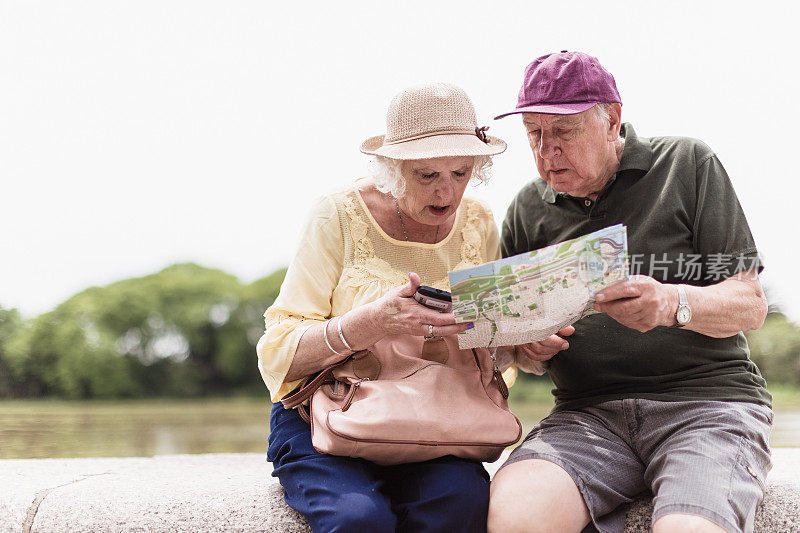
[503,399,773,533]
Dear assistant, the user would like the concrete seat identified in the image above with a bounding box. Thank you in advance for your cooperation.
[2,450,798,532]
[265,473,800,533]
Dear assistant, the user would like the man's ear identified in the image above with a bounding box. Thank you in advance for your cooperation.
[607,103,622,141]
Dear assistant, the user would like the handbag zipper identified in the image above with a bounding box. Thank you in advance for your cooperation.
[474,348,509,400]
[341,378,368,412]
[488,351,509,399]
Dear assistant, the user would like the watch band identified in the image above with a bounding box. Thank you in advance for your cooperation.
[677,285,688,307]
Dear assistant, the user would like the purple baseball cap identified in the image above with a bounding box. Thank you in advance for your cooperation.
[495,50,621,119]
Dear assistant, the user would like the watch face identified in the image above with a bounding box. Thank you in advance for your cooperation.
[677,305,692,324]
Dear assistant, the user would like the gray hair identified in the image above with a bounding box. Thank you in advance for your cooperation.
[593,102,615,125]
[368,155,493,199]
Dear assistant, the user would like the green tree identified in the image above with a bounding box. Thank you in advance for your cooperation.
[746,312,800,386]
[0,306,27,397]
[5,295,143,398]
[2,263,288,399]
[215,267,287,389]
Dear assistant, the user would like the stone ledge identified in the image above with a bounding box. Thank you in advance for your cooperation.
[1,449,798,532]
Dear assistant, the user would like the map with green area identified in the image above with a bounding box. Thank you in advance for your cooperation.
[448,224,628,349]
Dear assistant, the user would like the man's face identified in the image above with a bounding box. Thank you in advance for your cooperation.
[522,107,618,198]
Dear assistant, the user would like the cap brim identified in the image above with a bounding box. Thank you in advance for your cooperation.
[494,101,597,120]
[360,133,506,160]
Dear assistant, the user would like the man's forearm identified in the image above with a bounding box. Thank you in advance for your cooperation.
[679,270,767,338]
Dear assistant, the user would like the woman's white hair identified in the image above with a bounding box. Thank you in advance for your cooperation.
[368,155,493,199]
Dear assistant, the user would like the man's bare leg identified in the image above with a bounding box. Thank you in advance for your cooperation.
[653,514,728,533]
[488,459,591,533]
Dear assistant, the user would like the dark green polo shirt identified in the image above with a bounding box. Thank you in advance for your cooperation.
[501,123,771,411]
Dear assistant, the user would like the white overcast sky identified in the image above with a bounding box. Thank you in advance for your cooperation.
[2,1,800,321]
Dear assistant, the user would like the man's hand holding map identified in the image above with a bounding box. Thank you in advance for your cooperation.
[447,225,629,349]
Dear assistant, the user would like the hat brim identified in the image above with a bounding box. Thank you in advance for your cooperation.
[494,101,597,120]
[360,133,506,160]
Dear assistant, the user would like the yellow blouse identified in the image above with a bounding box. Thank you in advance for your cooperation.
[256,183,515,402]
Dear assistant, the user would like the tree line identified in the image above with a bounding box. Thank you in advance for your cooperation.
[0,264,798,399]
[0,263,285,398]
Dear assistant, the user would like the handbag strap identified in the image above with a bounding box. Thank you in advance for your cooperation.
[283,347,509,414]
[281,355,353,410]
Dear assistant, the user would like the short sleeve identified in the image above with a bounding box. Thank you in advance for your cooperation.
[693,155,763,279]
[482,204,501,262]
[500,202,516,259]
[256,195,343,401]
[501,191,531,260]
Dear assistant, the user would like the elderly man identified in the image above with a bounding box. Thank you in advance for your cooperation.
[488,51,772,533]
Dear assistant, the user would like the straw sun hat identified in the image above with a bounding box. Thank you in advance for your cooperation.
[360,82,506,160]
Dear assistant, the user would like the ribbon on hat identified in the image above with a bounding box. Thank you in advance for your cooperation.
[475,126,490,144]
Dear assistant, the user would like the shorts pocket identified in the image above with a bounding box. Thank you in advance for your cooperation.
[727,436,769,531]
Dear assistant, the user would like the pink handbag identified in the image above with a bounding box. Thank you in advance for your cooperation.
[281,334,522,465]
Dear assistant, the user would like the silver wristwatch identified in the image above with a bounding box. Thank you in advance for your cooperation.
[674,285,692,327]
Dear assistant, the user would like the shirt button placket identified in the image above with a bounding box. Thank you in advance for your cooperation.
[584,198,593,217]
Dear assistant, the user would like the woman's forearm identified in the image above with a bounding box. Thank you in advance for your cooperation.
[284,274,467,383]
[284,301,386,382]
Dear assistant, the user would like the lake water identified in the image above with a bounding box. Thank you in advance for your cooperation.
[1,397,798,459]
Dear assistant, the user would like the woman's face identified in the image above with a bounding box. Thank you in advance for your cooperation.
[397,156,475,227]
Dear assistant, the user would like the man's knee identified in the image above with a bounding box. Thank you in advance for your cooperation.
[653,513,728,533]
[488,459,590,533]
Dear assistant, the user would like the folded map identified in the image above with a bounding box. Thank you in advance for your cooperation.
[448,224,629,349]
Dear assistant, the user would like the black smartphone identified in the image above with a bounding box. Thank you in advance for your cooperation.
[414,285,452,313]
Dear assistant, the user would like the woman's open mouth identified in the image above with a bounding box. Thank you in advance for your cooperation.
[428,205,450,217]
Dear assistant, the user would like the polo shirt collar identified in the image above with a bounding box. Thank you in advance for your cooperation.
[540,122,652,204]
[541,184,557,203]
[615,123,652,173]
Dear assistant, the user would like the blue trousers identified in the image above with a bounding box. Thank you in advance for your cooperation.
[267,402,490,533]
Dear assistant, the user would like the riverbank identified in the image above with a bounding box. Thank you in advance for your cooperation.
[3,385,800,458]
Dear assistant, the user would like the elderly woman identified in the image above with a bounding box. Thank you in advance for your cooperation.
[257,83,510,533]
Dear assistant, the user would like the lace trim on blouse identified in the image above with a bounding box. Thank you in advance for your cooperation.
[338,191,485,292]
[456,200,483,272]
